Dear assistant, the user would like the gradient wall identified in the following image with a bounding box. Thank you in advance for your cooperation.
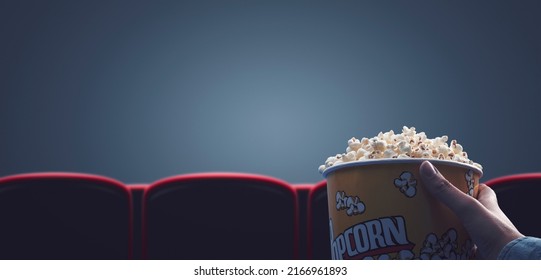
[1,0,540,184]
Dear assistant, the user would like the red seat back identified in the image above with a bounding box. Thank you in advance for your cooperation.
[294,184,313,259]
[485,173,541,237]
[307,180,331,259]
[143,173,299,259]
[0,173,132,259]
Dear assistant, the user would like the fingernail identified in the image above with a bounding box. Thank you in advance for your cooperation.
[429,161,439,174]
[422,161,439,177]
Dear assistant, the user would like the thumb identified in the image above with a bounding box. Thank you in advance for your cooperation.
[419,161,523,259]
[418,161,486,225]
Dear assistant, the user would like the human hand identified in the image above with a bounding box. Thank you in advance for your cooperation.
[419,161,524,259]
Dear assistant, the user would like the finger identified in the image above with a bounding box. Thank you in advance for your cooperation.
[476,184,500,212]
[419,161,488,224]
[419,161,523,259]
[477,184,518,230]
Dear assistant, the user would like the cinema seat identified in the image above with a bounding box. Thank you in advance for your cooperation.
[128,184,148,260]
[0,173,132,259]
[294,184,313,260]
[485,173,541,238]
[307,180,331,259]
[143,173,298,259]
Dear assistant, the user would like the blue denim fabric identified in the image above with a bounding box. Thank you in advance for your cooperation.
[498,236,541,260]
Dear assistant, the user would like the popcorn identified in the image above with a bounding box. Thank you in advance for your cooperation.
[418,229,472,260]
[394,171,417,198]
[319,126,482,173]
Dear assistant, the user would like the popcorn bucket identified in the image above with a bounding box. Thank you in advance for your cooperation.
[322,159,482,260]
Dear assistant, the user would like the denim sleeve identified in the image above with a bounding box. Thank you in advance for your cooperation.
[498,236,541,260]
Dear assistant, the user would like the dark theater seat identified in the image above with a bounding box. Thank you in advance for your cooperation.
[294,184,312,260]
[307,180,331,259]
[485,174,541,238]
[143,173,298,259]
[0,173,132,260]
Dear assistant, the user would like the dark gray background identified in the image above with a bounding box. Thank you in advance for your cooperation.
[1,0,540,184]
